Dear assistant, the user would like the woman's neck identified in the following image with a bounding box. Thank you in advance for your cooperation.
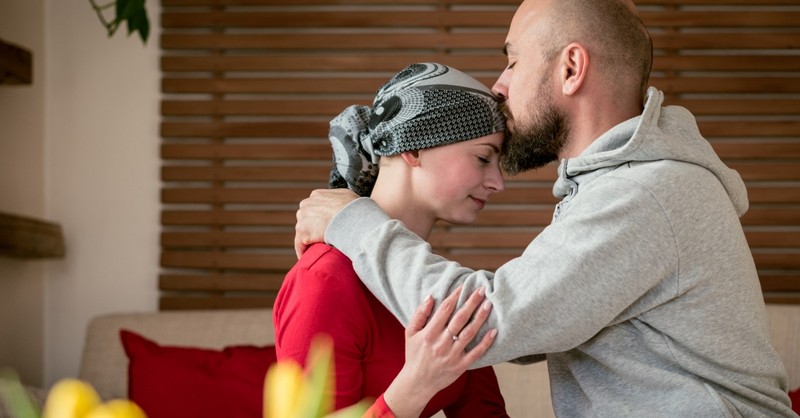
[369,171,435,241]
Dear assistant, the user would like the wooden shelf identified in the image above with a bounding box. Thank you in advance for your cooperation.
[0,212,64,259]
[0,37,32,85]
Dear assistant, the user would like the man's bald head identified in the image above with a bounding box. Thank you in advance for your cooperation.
[527,0,653,101]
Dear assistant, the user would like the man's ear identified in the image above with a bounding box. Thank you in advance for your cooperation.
[400,150,421,167]
[561,42,588,96]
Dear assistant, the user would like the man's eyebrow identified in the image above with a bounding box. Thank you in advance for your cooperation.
[502,43,509,56]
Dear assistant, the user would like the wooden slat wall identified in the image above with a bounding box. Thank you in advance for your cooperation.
[160,0,800,310]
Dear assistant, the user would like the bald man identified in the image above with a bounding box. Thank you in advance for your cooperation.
[294,0,796,416]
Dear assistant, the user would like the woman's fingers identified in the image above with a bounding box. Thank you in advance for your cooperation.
[406,294,434,338]
[426,285,463,332]
[453,297,493,352]
[446,287,487,339]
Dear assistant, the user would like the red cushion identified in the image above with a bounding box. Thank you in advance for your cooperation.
[120,330,276,418]
[790,387,800,414]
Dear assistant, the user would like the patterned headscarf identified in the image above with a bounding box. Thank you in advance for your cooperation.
[328,62,505,197]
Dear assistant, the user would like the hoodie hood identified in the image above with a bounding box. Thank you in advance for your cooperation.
[554,87,749,216]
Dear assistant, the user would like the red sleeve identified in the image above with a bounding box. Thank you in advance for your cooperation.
[442,366,509,417]
[363,394,396,418]
[273,245,373,410]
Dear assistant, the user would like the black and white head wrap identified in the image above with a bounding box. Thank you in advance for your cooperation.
[328,62,505,197]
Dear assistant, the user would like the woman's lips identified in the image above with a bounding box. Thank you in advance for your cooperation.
[471,196,486,210]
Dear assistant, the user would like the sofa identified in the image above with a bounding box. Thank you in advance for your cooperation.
[4,305,799,417]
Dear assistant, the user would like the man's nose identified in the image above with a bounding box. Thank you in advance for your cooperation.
[492,71,509,100]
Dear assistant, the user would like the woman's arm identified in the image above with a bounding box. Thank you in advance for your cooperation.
[381,287,497,418]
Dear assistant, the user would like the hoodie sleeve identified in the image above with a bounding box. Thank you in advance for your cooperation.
[326,174,679,368]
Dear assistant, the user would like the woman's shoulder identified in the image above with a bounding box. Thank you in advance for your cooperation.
[296,242,351,269]
[284,243,361,294]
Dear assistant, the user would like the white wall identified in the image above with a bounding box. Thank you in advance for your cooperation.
[43,0,160,386]
[0,0,160,387]
[0,0,47,387]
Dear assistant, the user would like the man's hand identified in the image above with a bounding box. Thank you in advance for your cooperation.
[294,188,359,258]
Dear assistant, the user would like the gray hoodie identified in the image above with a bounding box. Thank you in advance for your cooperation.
[325,88,796,417]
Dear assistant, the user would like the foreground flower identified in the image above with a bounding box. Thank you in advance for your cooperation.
[42,379,101,418]
[264,335,369,418]
[84,399,146,418]
[0,371,148,418]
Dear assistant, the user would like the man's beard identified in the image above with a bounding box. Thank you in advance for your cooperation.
[499,97,570,176]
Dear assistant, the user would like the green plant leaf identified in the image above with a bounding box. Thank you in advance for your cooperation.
[113,0,149,43]
[0,369,41,418]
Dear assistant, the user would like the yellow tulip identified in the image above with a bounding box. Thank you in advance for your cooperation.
[264,359,305,418]
[85,400,147,418]
[42,379,101,418]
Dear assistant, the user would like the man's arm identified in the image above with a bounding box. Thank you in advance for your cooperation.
[297,179,678,367]
[294,188,359,258]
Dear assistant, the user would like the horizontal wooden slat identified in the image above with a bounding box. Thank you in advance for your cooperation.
[162,210,297,226]
[162,0,800,5]
[640,11,800,27]
[741,207,800,226]
[160,120,800,139]
[161,231,293,247]
[712,142,800,159]
[161,10,800,29]
[161,99,363,116]
[160,296,277,311]
[162,251,296,270]
[760,275,800,292]
[672,99,800,116]
[161,55,800,73]
[161,165,331,181]
[753,253,800,270]
[161,143,331,159]
[161,187,561,204]
[161,56,504,74]
[161,32,800,51]
[159,164,561,182]
[441,252,800,272]
[161,121,327,138]
[161,98,800,117]
[162,187,322,204]
[159,161,800,183]
[161,11,513,29]
[159,230,800,252]
[160,274,285,291]
[161,0,528,5]
[159,206,800,228]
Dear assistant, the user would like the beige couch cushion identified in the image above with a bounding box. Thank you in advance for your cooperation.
[79,309,274,400]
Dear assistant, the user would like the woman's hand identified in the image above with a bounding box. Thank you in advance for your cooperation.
[382,286,497,418]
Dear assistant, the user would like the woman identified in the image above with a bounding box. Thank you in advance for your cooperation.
[274,63,508,418]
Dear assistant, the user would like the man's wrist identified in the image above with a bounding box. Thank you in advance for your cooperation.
[326,197,391,251]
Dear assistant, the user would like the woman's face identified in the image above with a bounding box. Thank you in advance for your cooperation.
[413,132,505,225]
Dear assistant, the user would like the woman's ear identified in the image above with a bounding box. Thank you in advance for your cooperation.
[400,150,421,167]
[561,42,588,96]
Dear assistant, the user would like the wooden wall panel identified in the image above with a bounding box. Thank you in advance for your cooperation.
[160,0,800,309]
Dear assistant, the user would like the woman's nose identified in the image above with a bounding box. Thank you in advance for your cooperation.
[487,166,505,193]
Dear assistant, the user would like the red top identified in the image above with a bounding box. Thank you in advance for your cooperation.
[274,243,508,418]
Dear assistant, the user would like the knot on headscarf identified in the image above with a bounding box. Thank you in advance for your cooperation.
[328,62,505,197]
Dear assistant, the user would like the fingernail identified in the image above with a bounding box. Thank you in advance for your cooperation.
[489,329,498,338]
[424,294,432,304]
[478,287,486,296]
[483,299,493,311]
